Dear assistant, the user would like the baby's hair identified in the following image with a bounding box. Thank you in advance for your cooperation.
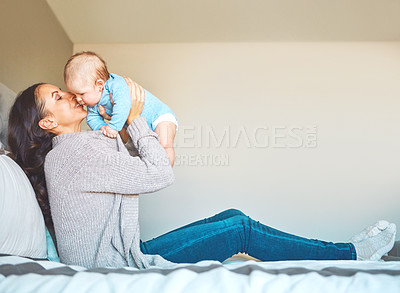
[64,51,110,87]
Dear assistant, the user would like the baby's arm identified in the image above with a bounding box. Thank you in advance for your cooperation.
[155,121,177,167]
[106,75,132,134]
[87,105,107,131]
[97,105,119,138]
[87,105,117,137]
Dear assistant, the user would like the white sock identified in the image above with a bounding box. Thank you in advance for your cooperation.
[349,220,390,243]
[352,223,396,261]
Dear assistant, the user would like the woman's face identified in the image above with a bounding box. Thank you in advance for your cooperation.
[37,84,87,134]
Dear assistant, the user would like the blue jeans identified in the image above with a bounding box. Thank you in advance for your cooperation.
[140,209,357,263]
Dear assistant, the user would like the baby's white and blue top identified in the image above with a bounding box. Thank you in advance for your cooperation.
[86,73,178,132]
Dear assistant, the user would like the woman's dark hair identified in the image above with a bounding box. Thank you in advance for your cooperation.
[7,83,56,236]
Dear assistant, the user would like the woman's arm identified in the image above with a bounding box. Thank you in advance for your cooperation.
[82,79,174,195]
[83,116,174,195]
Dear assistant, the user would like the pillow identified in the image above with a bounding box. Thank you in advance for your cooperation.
[0,82,17,149]
[0,154,47,258]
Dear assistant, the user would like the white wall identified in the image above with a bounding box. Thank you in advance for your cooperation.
[0,0,72,93]
[75,42,400,243]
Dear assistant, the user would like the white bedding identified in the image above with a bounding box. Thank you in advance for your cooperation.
[1,255,400,293]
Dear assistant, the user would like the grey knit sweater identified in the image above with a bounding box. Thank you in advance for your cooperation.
[44,117,175,269]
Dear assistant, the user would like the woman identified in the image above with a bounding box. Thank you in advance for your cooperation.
[7,80,396,269]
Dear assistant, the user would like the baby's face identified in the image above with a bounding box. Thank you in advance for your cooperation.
[67,82,102,107]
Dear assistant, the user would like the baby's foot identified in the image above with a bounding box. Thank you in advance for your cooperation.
[352,223,396,261]
[349,220,390,243]
[102,125,118,138]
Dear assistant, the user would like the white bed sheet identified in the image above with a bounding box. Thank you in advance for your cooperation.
[1,255,400,293]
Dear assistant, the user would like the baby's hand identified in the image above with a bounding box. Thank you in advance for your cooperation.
[100,125,119,138]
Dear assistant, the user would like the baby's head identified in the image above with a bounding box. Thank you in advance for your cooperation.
[64,51,110,107]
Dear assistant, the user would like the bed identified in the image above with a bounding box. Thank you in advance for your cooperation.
[1,254,400,293]
[1,82,400,292]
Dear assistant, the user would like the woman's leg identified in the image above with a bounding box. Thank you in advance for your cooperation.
[140,209,356,263]
[152,208,245,236]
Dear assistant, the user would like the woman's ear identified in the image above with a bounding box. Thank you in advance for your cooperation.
[95,79,105,92]
[38,117,58,131]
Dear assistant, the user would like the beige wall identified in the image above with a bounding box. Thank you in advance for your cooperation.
[74,42,400,242]
[0,0,72,93]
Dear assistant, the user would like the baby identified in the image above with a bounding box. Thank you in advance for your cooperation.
[64,51,178,165]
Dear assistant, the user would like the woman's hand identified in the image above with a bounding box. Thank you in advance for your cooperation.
[124,77,145,125]
[99,105,111,121]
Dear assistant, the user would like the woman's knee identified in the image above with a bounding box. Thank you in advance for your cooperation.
[223,215,252,244]
[222,208,246,218]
